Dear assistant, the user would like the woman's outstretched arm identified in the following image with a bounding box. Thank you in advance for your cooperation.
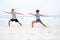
[28,13,35,16]
[40,14,47,17]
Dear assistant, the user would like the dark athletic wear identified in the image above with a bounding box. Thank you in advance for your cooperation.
[10,19,19,22]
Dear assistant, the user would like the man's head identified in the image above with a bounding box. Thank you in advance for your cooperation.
[36,10,39,14]
[11,9,14,12]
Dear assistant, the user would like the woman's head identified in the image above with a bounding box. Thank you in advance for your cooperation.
[36,10,39,14]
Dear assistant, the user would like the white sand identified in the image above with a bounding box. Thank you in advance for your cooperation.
[0,17,60,40]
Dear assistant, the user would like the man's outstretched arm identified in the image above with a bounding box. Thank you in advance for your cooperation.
[2,11,11,14]
[15,12,24,15]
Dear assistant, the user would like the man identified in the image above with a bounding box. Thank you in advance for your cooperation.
[3,9,23,27]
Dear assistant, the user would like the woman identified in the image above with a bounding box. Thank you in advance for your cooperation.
[28,10,47,28]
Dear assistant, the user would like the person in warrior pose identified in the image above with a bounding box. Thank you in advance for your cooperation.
[3,9,23,27]
[28,9,47,28]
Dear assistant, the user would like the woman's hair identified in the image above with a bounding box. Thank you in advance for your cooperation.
[36,10,39,12]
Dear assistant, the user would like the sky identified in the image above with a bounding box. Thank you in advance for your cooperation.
[0,0,60,15]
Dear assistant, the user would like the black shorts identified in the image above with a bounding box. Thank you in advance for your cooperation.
[10,19,19,22]
[36,19,41,22]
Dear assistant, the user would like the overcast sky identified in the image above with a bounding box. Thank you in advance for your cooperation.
[0,0,60,17]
